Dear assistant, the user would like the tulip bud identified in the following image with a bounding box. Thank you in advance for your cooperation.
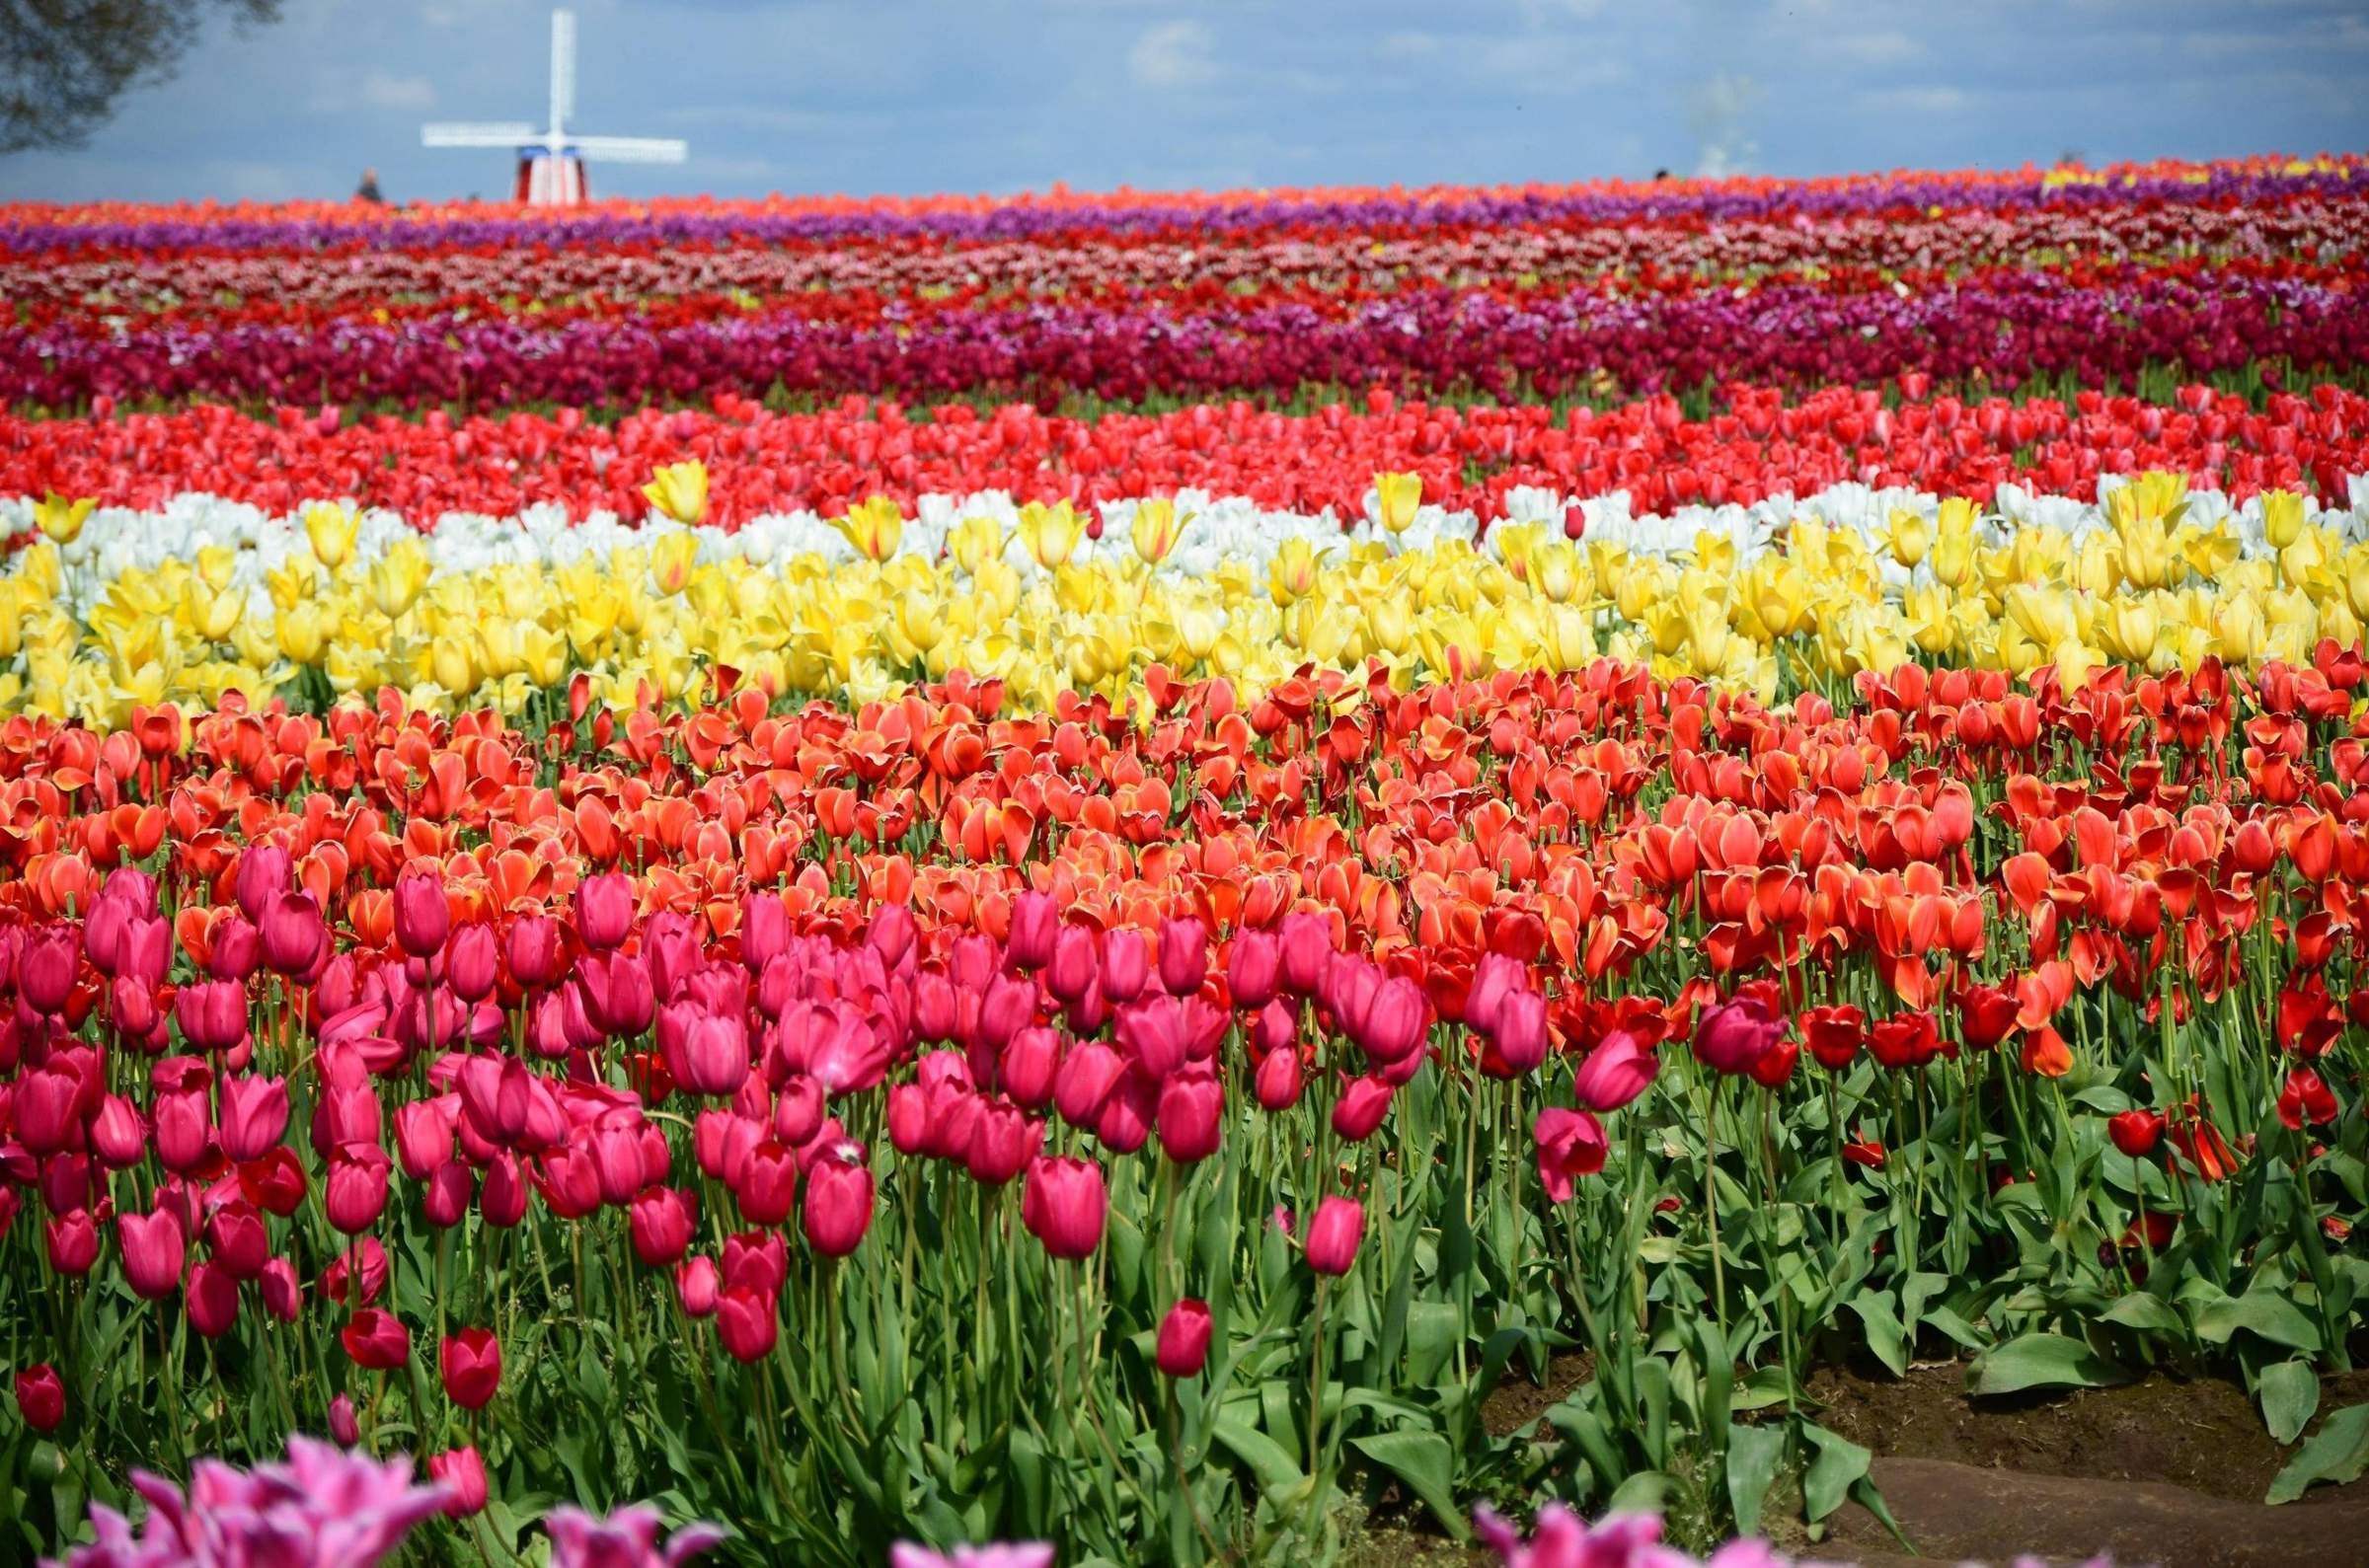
[393,874,450,959]
[203,1200,269,1279]
[574,873,636,952]
[1045,926,1098,1005]
[116,1209,187,1299]
[1331,1076,1394,1142]
[14,1364,65,1433]
[1227,930,1280,1010]
[328,1392,360,1445]
[1255,1045,1302,1111]
[1007,891,1058,972]
[218,1074,289,1162]
[235,844,291,923]
[1021,1154,1108,1261]
[999,1026,1060,1109]
[1156,1070,1224,1163]
[259,1258,301,1323]
[1572,1032,1657,1113]
[45,1211,99,1275]
[1100,928,1151,1004]
[675,1255,721,1317]
[1304,1196,1365,1276]
[802,1149,876,1257]
[186,1260,240,1339]
[445,925,498,1003]
[326,1144,393,1233]
[717,1285,779,1362]
[1156,1299,1214,1378]
[506,916,565,989]
[1277,912,1332,995]
[1158,917,1208,998]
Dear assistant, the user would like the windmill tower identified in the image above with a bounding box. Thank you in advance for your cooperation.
[421,10,688,206]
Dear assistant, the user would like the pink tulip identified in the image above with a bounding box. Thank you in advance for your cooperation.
[1157,1069,1224,1162]
[186,1260,240,1339]
[963,1099,1041,1186]
[393,874,450,958]
[1534,1107,1610,1203]
[218,1073,289,1161]
[326,1144,393,1233]
[630,1187,694,1267]
[1021,1155,1108,1260]
[446,925,498,1002]
[543,1502,727,1568]
[1227,929,1280,1009]
[575,872,636,951]
[1332,1075,1395,1142]
[717,1285,779,1361]
[203,1200,269,1279]
[329,1392,361,1445]
[1255,1045,1303,1110]
[1099,927,1151,1003]
[676,1256,721,1317]
[1157,916,1208,997]
[234,843,291,921]
[802,1147,875,1257]
[116,1208,186,1299]
[1007,890,1058,971]
[428,1445,488,1517]
[1572,1031,1657,1112]
[1694,995,1786,1077]
[507,914,566,989]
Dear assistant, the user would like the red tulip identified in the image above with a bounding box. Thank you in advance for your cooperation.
[1022,1155,1108,1260]
[186,1260,239,1339]
[2107,1108,2164,1157]
[13,1365,64,1433]
[440,1327,502,1410]
[717,1285,779,1361]
[1331,1075,1394,1142]
[2279,1068,2339,1130]
[1800,1006,1865,1071]
[342,1307,412,1371]
[1157,1069,1225,1162]
[1304,1195,1365,1276]
[1156,1299,1214,1378]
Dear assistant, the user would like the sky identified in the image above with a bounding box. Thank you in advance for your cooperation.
[2,0,2366,204]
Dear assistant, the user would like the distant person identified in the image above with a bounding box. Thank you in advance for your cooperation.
[1652,168,1672,183]
[354,168,384,204]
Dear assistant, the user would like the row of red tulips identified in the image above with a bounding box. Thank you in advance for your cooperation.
[5,381,2358,526]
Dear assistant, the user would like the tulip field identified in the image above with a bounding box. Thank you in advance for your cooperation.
[6,155,2369,1567]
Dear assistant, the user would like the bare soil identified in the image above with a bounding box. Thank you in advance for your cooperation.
[1344,1359,2369,1567]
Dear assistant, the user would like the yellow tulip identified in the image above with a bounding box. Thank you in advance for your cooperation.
[641,461,709,526]
[896,590,946,654]
[276,604,328,665]
[2050,637,2102,693]
[369,543,429,619]
[2102,597,2158,662]
[1019,501,1084,570]
[194,545,238,594]
[1882,508,1932,568]
[949,515,1005,575]
[2262,489,2306,550]
[1268,539,1320,606]
[834,495,904,562]
[35,493,95,545]
[650,531,700,596]
[429,636,477,695]
[1130,498,1189,566]
[517,625,569,687]
[1374,472,1422,535]
[1532,542,1590,606]
[302,501,360,570]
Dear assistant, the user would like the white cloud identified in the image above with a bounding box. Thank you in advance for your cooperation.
[1687,71,1761,178]
[360,70,439,112]
[1860,85,1972,113]
[1128,20,1217,89]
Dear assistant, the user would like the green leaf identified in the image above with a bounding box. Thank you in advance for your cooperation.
[1349,1431,1467,1540]
[1970,1333,2130,1396]
[2267,1404,2369,1504]
[2195,1292,2323,1354]
[1847,1293,1910,1379]
[2101,1293,2186,1334]
[1212,1411,1306,1502]
[1725,1421,1785,1537]
[2260,1361,2321,1447]
[1605,1469,1669,1515]
[1801,1422,1872,1524]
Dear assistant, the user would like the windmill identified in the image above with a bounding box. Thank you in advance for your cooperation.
[421,9,687,206]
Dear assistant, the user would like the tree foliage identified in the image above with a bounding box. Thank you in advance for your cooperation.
[1,0,281,155]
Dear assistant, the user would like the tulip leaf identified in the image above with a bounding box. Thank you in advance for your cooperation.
[1349,1430,1466,1539]
[1847,1293,1910,1378]
[1725,1420,1785,1537]
[2195,1291,2323,1354]
[1211,1409,1305,1502]
[1970,1332,2131,1396]
[2260,1361,2321,1447]
[2101,1292,2186,1334]
[2267,1403,2369,1504]
[1801,1421,1872,1523]
[1406,1302,1460,1389]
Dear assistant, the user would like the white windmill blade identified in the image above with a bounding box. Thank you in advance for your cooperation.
[569,135,690,164]
[422,122,539,147]
[549,9,576,135]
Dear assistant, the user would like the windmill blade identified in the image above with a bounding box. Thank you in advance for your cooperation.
[569,135,690,164]
[422,122,538,147]
[550,8,576,134]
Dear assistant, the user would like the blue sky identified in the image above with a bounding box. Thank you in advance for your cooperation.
[2,0,2365,203]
